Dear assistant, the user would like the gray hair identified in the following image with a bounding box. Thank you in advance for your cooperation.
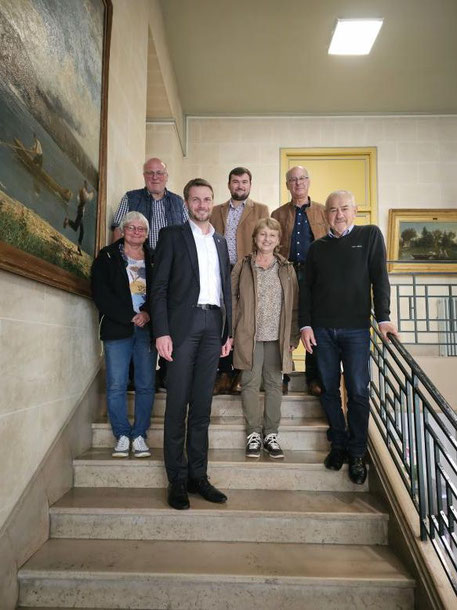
[120,211,149,236]
[325,190,356,209]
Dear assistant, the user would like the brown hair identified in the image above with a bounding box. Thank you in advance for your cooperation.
[251,217,282,254]
[183,178,214,202]
[228,166,252,182]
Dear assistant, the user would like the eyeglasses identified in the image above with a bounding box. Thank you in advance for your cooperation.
[124,225,147,233]
[144,170,167,178]
[287,176,309,184]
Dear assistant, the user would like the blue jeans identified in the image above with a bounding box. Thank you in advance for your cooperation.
[314,327,370,458]
[104,326,156,439]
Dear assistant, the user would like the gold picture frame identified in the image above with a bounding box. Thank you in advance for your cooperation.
[387,209,457,273]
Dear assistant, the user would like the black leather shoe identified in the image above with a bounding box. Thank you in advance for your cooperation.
[348,456,367,485]
[167,481,190,510]
[324,447,346,471]
[188,476,227,503]
[308,379,323,397]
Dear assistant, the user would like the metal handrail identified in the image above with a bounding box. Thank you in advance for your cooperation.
[385,267,457,349]
[369,321,457,593]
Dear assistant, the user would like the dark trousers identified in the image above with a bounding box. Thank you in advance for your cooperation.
[164,308,222,482]
[293,263,320,384]
[314,327,370,458]
[217,263,234,375]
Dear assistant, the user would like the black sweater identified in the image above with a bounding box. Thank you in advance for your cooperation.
[91,239,153,340]
[299,225,391,329]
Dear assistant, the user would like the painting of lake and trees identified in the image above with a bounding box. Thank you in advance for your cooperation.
[387,209,457,273]
[0,0,110,293]
[399,221,457,261]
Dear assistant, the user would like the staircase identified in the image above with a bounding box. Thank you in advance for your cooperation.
[17,378,415,609]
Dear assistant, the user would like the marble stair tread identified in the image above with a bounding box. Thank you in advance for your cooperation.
[51,486,386,517]
[93,415,328,428]
[75,447,329,464]
[73,448,370,492]
[19,538,414,586]
[125,392,324,418]
[49,488,388,545]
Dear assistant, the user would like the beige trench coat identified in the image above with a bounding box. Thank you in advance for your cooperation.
[231,253,300,373]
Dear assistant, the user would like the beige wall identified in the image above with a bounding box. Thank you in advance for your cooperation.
[145,122,184,195]
[107,0,150,234]
[148,0,185,145]
[0,274,99,530]
[0,0,150,534]
[174,116,457,236]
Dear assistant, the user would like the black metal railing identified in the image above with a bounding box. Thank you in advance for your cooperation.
[369,321,457,593]
[387,266,457,352]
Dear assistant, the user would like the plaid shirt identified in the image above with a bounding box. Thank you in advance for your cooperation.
[112,188,187,250]
[225,200,246,265]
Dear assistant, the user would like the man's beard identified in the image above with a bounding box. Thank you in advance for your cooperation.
[231,190,250,201]
[189,209,210,222]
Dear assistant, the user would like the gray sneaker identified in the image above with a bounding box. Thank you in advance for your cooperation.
[112,435,130,457]
[246,432,262,458]
[263,433,284,459]
[132,435,151,458]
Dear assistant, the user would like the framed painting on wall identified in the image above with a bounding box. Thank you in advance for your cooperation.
[387,209,457,273]
[0,0,112,297]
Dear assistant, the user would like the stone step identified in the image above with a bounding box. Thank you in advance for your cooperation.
[18,538,414,609]
[125,391,324,419]
[49,487,388,545]
[154,369,308,393]
[92,416,329,450]
[74,448,369,492]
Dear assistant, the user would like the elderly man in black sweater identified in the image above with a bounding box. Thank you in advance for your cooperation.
[300,190,398,485]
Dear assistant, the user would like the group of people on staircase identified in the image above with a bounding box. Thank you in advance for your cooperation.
[91,157,398,510]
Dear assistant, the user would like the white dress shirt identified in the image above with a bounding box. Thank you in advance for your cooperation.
[189,219,222,306]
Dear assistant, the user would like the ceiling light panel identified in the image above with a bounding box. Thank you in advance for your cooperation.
[329,18,383,55]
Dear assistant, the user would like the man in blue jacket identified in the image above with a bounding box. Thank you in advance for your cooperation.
[111,157,187,251]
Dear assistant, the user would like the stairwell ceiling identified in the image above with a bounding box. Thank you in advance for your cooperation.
[157,0,457,116]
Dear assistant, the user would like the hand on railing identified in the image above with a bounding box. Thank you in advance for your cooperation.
[378,321,400,342]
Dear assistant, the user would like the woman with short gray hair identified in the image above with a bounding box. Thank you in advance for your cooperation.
[91,211,156,458]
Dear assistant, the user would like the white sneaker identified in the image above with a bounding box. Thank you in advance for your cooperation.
[132,435,151,458]
[112,435,130,457]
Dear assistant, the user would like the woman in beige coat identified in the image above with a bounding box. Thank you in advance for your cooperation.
[231,218,300,458]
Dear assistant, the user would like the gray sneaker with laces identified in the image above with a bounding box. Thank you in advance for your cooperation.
[263,433,284,459]
[245,432,262,458]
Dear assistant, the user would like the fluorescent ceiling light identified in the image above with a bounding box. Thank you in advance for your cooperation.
[329,18,383,55]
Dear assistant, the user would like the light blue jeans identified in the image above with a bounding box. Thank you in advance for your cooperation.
[104,326,156,439]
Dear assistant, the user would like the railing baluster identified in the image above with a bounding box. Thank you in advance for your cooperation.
[369,317,457,593]
[387,265,456,348]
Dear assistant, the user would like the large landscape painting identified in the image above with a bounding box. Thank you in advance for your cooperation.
[0,0,111,295]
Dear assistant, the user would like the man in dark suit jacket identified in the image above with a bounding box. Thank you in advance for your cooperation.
[151,178,232,510]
